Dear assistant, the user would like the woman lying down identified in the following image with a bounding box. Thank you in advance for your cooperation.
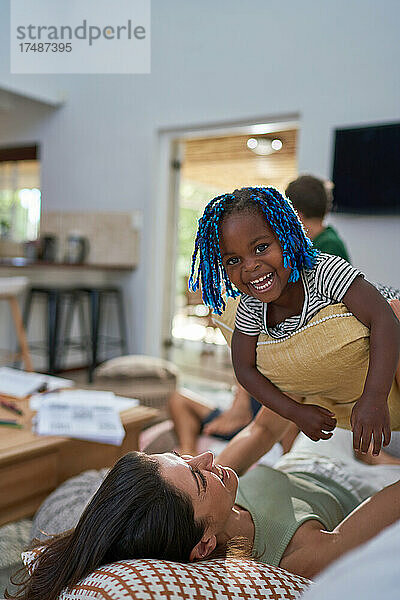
[6,427,400,600]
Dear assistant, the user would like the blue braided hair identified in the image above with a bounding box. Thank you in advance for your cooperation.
[189,186,318,315]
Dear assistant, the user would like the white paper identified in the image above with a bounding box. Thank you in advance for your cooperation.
[0,367,73,398]
[36,374,74,391]
[30,389,139,412]
[35,401,126,446]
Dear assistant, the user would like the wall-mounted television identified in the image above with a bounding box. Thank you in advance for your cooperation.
[332,123,400,215]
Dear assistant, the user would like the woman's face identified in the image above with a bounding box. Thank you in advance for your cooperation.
[155,451,238,532]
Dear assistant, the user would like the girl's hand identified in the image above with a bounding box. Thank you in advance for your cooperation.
[293,405,337,441]
[351,395,391,455]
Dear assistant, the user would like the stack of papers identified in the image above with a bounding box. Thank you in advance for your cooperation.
[0,367,73,398]
[30,389,139,412]
[35,402,126,445]
[32,389,139,446]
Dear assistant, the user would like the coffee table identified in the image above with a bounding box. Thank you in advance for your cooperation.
[0,398,158,526]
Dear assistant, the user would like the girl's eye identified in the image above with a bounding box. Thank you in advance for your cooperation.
[255,243,268,254]
[226,257,240,266]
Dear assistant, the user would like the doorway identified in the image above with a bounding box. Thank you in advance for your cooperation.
[162,121,299,381]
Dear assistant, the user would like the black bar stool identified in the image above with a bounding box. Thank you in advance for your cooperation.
[76,286,128,382]
[23,287,90,374]
[57,289,92,372]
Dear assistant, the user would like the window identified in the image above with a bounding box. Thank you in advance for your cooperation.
[0,146,41,241]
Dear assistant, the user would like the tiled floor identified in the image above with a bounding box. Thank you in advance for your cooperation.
[169,339,235,386]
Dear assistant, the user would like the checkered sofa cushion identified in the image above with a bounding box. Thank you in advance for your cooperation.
[22,550,311,599]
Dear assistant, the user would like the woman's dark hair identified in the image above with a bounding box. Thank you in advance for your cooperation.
[189,186,317,315]
[6,452,207,600]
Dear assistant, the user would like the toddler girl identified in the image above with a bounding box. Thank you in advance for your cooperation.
[190,187,400,455]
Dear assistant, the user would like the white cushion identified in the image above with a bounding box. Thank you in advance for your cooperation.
[95,355,179,380]
[0,276,28,297]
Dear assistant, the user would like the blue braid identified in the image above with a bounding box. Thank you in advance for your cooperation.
[189,187,318,315]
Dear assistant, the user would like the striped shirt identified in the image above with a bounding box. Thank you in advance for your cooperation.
[235,253,363,339]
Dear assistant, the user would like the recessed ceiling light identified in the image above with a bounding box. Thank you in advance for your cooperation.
[247,138,258,150]
[271,139,283,151]
[246,137,283,155]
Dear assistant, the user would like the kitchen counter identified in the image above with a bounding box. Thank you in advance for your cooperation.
[0,258,134,297]
[0,258,135,271]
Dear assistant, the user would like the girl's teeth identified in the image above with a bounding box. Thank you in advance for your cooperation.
[250,273,274,290]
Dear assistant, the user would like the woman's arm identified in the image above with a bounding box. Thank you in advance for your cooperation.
[281,479,400,579]
[342,277,400,454]
[231,328,336,441]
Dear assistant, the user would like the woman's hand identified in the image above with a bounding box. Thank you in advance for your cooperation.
[351,394,391,455]
[293,404,337,441]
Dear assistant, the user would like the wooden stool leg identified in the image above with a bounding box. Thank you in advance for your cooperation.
[8,296,33,372]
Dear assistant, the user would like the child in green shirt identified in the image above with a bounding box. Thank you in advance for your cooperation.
[285,174,350,261]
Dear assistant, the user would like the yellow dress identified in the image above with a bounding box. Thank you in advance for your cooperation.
[213,298,400,430]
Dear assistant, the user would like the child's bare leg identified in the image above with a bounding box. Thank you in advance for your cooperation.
[203,384,253,436]
[389,299,400,387]
[168,389,212,455]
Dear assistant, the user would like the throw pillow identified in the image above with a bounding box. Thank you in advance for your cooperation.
[94,355,179,380]
[22,550,311,600]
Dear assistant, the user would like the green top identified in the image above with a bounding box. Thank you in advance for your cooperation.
[313,225,350,262]
[235,465,359,567]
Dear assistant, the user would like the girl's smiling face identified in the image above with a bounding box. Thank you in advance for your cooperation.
[219,210,292,303]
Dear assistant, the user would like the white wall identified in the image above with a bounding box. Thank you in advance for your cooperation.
[0,0,399,356]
